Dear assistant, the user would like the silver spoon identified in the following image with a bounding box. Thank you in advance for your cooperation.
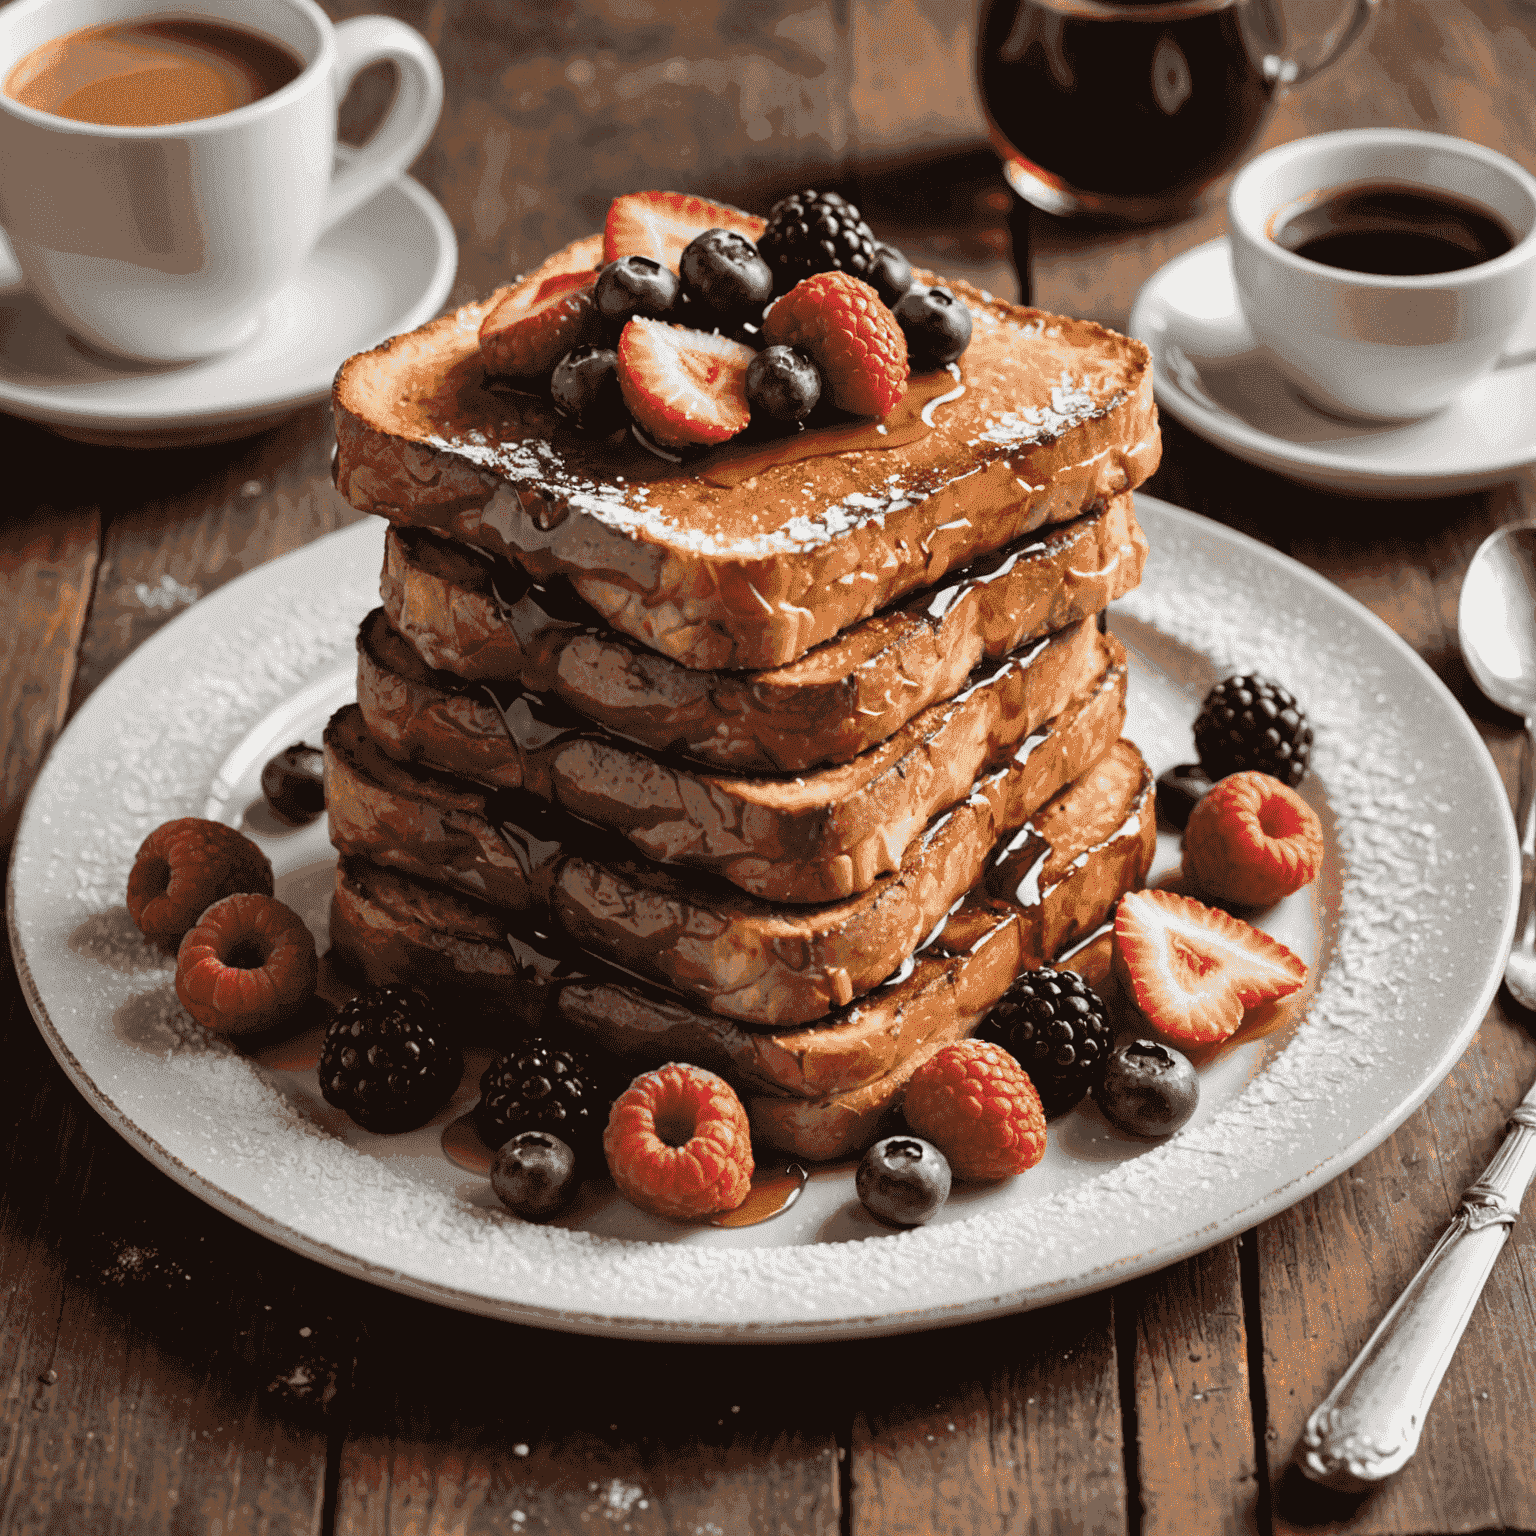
[1458,523,1536,1009]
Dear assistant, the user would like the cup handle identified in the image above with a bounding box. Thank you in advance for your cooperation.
[323,15,444,232]
[1263,0,1381,88]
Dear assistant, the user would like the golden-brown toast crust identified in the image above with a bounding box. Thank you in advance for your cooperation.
[333,238,1159,671]
[378,497,1147,773]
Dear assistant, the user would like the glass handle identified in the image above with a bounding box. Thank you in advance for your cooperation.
[1264,0,1381,88]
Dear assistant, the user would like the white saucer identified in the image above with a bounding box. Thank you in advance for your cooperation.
[1128,237,1536,497]
[0,171,456,448]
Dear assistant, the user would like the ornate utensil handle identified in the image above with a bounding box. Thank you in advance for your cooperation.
[1299,1095,1536,1491]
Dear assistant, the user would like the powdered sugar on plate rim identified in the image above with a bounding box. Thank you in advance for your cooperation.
[7,497,1517,1341]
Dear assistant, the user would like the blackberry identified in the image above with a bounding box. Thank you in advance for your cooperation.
[759,190,878,293]
[476,1039,613,1175]
[975,967,1110,1118]
[319,986,462,1134]
[1193,674,1313,788]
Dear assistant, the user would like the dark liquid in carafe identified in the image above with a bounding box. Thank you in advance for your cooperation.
[977,0,1272,209]
[1272,183,1515,275]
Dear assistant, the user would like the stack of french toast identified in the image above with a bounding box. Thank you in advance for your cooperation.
[324,227,1164,1160]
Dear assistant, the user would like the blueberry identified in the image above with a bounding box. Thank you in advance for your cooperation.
[856,1135,951,1226]
[490,1130,579,1219]
[679,228,774,323]
[550,346,628,434]
[746,345,822,423]
[894,285,973,368]
[260,742,325,825]
[867,242,913,307]
[1097,1040,1199,1139]
[593,255,679,326]
[1156,762,1214,831]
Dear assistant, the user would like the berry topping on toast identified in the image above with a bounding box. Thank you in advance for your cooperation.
[1112,888,1307,1045]
[1183,770,1325,907]
[479,269,601,378]
[903,1039,1047,1181]
[762,271,909,417]
[616,316,755,447]
[603,190,766,271]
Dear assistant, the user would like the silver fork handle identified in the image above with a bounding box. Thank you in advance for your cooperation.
[1298,1101,1536,1491]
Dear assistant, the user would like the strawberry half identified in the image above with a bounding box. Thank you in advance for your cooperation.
[616,318,755,448]
[479,269,601,378]
[1112,888,1306,1045]
[604,191,767,271]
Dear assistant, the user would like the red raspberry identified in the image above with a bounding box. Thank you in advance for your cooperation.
[762,271,909,417]
[175,893,318,1038]
[903,1040,1046,1182]
[127,817,274,951]
[1183,770,1324,907]
[603,1063,754,1219]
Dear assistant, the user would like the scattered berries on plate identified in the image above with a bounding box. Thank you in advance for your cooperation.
[1097,1040,1199,1138]
[856,1135,951,1226]
[762,271,909,417]
[903,1040,1047,1182]
[319,985,463,1134]
[478,269,601,378]
[867,241,913,308]
[679,228,774,323]
[1183,770,1325,907]
[127,817,274,951]
[975,967,1111,1118]
[175,892,318,1037]
[603,1062,754,1220]
[551,345,628,434]
[603,190,765,270]
[759,189,878,291]
[745,345,822,422]
[260,742,325,825]
[616,317,755,447]
[893,284,973,368]
[593,254,679,326]
[490,1129,580,1220]
[1156,762,1213,830]
[1193,674,1313,788]
[477,1039,612,1175]
[1112,888,1307,1045]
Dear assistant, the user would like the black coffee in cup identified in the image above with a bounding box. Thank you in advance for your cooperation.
[5,17,303,126]
[1270,181,1515,276]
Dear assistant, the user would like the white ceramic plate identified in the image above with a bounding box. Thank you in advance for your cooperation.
[8,495,1517,1340]
[1129,238,1536,497]
[0,164,456,448]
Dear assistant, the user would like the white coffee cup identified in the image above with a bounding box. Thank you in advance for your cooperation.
[1227,129,1536,421]
[0,0,443,362]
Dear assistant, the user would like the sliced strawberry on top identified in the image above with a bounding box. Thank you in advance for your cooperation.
[1112,888,1307,1045]
[479,269,601,378]
[617,318,755,448]
[604,191,767,271]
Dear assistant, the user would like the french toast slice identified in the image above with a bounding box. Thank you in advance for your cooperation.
[356,609,1119,902]
[334,238,1159,671]
[324,663,1125,1026]
[379,495,1148,772]
[327,742,1154,1128]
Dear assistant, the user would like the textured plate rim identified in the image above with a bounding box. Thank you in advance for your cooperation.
[7,497,1518,1341]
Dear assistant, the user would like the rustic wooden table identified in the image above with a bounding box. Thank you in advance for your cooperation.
[4,2,1536,1532]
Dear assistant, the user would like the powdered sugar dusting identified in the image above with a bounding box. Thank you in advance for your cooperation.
[9,504,1516,1339]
